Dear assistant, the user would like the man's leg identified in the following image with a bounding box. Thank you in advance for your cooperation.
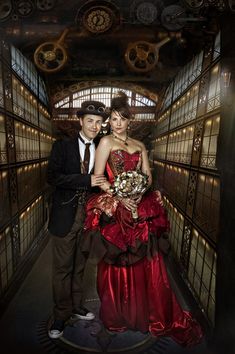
[49,230,78,339]
[71,205,95,320]
[52,231,77,321]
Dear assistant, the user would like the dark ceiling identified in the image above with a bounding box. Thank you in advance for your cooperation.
[0,0,227,141]
[0,0,223,101]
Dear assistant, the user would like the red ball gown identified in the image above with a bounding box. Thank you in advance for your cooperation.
[83,149,203,347]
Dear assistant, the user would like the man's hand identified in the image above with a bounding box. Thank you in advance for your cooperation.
[91,175,107,187]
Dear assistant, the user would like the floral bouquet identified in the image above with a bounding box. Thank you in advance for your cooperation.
[110,170,149,219]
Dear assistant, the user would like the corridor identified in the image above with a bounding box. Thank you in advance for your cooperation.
[1,1,235,354]
[0,237,208,354]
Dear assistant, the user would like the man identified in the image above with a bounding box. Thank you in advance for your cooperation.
[47,100,108,339]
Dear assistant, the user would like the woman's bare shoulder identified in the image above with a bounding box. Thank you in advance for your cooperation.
[100,135,112,143]
[98,135,113,148]
[129,137,145,151]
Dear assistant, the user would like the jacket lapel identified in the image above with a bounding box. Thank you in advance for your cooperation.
[71,137,81,171]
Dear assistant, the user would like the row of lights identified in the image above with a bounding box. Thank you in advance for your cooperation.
[169,127,194,139]
[40,133,53,140]
[15,123,39,135]
[158,66,222,125]
[199,174,219,187]
[158,110,170,123]
[156,117,220,147]
[166,165,189,175]
[39,105,51,119]
[15,123,53,139]
[153,161,164,167]
[17,164,40,173]
[13,79,51,119]
[205,116,220,127]
[164,197,184,220]
[14,120,52,136]
[156,136,167,143]
[41,161,48,166]
[0,227,10,242]
[20,196,42,219]
[192,228,216,258]
[172,85,199,111]
[154,163,218,187]
[165,201,216,255]
[156,126,195,143]
[13,105,51,131]
[13,79,37,105]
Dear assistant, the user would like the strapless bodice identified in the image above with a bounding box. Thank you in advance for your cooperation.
[106,149,142,178]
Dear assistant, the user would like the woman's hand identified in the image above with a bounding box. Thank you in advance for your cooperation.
[132,194,142,204]
[100,181,112,194]
[155,190,163,206]
[118,197,137,211]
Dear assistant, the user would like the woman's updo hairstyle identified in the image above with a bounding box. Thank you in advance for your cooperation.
[110,91,132,119]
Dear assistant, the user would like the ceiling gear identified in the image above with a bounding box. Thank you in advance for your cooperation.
[0,0,13,21]
[36,0,56,11]
[183,0,205,8]
[82,6,114,33]
[15,0,35,17]
[125,37,170,73]
[136,2,158,25]
[33,28,69,73]
[76,1,120,34]
[161,4,207,31]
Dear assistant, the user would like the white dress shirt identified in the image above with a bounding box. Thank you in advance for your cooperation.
[78,132,95,173]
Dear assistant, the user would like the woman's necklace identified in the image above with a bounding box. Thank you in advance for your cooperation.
[111,133,129,146]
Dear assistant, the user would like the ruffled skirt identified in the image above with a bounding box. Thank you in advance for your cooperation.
[82,191,203,346]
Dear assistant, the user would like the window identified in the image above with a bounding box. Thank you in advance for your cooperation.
[54,86,156,121]
[201,116,220,169]
[207,65,220,113]
[0,227,13,295]
[19,197,44,256]
[188,229,216,324]
[0,114,7,164]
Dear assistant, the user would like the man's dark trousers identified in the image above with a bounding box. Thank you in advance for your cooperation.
[52,205,86,320]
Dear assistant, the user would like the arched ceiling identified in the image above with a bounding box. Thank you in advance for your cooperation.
[0,0,222,98]
[0,0,224,141]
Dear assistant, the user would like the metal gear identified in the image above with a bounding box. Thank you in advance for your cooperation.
[136,2,158,25]
[0,0,13,21]
[15,0,35,17]
[183,0,204,9]
[161,5,186,31]
[36,0,56,11]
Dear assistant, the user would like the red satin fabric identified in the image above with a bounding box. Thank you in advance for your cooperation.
[85,149,203,346]
[98,255,202,347]
[85,191,169,250]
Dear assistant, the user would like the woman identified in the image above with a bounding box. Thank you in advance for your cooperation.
[83,92,203,347]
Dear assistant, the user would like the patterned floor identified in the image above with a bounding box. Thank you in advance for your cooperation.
[39,300,208,354]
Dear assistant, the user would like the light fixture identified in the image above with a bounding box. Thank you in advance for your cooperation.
[221,70,231,88]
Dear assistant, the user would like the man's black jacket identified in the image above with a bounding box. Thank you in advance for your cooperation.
[47,136,92,237]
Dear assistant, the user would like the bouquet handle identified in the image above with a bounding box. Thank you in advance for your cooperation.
[131,208,138,220]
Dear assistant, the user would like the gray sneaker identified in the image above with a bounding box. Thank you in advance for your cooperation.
[72,306,95,320]
[48,319,65,339]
